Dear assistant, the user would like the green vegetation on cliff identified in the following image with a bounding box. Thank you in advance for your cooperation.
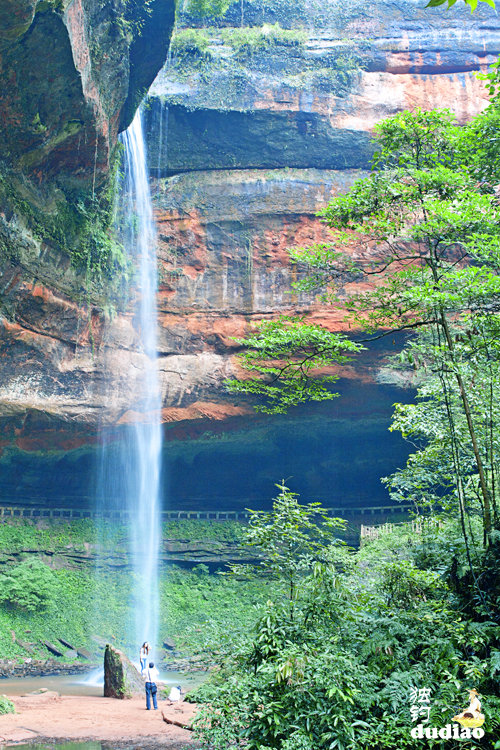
[0,518,264,665]
[0,161,127,293]
[163,23,364,114]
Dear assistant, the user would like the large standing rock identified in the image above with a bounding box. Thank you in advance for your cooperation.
[103,644,144,699]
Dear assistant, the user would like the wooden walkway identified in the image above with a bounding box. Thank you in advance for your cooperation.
[0,503,414,522]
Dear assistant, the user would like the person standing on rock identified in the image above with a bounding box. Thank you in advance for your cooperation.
[145,661,159,710]
[140,642,150,674]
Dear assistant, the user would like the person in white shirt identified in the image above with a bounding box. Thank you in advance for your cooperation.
[144,661,159,710]
[167,685,182,703]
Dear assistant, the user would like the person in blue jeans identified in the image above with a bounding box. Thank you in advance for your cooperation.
[145,661,159,710]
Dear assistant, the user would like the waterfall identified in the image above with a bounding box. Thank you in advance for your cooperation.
[120,110,162,659]
[96,108,163,661]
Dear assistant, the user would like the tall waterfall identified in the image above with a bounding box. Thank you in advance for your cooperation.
[113,109,162,658]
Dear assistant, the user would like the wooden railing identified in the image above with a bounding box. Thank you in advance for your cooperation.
[360,517,444,542]
[0,503,414,522]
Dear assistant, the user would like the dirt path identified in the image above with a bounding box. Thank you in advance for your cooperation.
[0,692,199,747]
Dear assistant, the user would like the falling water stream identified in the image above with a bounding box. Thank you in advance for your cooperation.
[96,109,163,660]
[119,109,162,658]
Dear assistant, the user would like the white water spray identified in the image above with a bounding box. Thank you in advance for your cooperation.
[118,109,162,658]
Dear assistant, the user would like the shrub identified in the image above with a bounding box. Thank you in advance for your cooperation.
[0,559,59,613]
[171,28,213,61]
[0,696,14,715]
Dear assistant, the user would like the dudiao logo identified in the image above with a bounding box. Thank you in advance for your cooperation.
[410,687,485,741]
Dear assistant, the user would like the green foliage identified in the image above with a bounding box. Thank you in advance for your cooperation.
[226,316,363,413]
[0,696,15,715]
[194,510,500,750]
[372,108,458,169]
[0,560,59,613]
[164,518,245,541]
[455,105,500,181]
[229,481,346,617]
[184,0,233,21]
[170,28,213,61]
[426,0,494,10]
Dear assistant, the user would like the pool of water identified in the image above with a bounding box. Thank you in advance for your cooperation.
[0,669,206,697]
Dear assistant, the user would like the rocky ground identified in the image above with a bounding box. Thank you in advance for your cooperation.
[0,659,96,679]
[0,691,198,748]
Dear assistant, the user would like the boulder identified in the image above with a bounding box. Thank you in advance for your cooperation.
[58,638,76,650]
[76,648,91,660]
[103,644,144,699]
[43,641,63,657]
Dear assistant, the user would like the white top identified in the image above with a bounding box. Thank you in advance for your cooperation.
[168,686,181,701]
[145,665,159,682]
[140,647,149,660]
[469,695,482,714]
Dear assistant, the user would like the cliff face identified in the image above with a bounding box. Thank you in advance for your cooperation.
[148,0,499,173]
[0,0,176,312]
[0,0,176,188]
[0,0,176,424]
[137,0,500,427]
[0,0,499,510]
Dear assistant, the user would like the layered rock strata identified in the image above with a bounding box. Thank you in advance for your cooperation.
[0,0,499,509]
[148,0,500,173]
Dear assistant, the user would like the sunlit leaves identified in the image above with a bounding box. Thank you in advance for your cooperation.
[426,0,495,10]
[226,317,363,414]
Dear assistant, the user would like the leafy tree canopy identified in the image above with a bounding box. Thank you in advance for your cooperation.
[426,0,494,9]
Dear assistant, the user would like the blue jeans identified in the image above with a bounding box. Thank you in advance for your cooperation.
[145,681,157,710]
[140,658,146,673]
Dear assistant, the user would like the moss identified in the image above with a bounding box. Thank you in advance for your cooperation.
[0,148,128,295]
[104,644,128,698]
[19,120,84,170]
[163,25,364,113]
[220,23,307,57]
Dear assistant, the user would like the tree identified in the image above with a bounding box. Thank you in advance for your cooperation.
[226,317,363,414]
[229,480,346,618]
[229,108,500,545]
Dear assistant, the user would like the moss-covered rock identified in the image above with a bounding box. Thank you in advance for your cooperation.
[104,644,143,699]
